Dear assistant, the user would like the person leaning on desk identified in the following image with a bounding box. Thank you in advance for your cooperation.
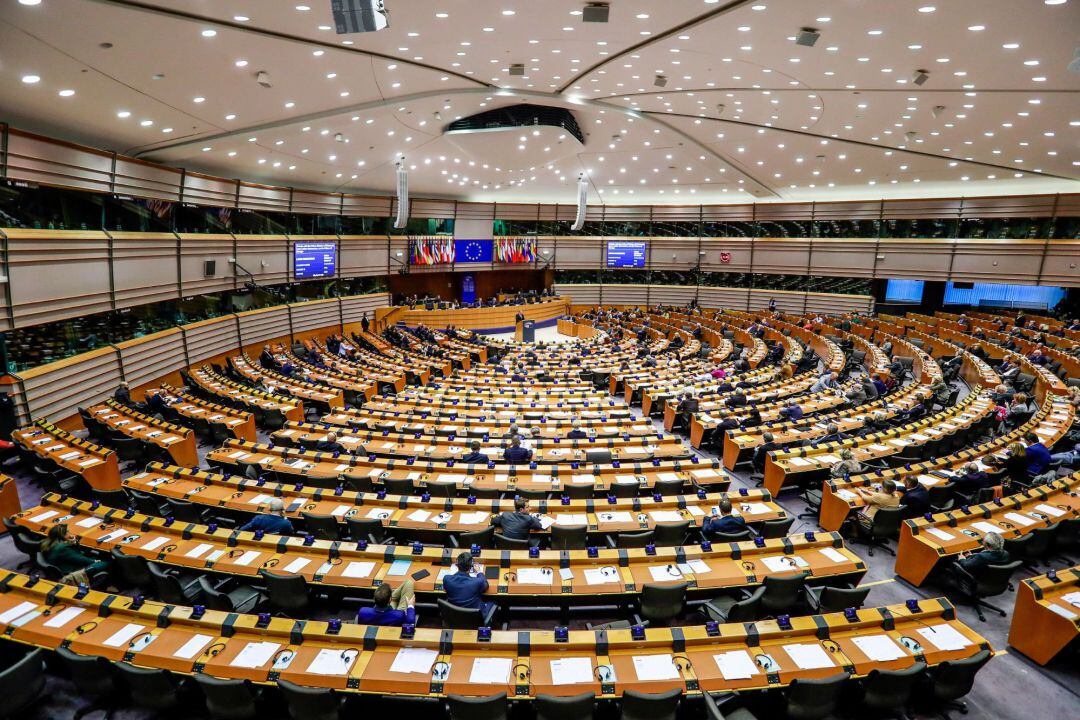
[313,432,346,454]
[41,524,111,586]
[492,496,543,542]
[239,498,295,535]
[443,552,495,618]
[503,436,533,464]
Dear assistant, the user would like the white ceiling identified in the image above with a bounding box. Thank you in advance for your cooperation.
[0,0,1077,205]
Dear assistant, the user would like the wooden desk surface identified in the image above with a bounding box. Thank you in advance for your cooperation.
[14,495,846,601]
[125,463,782,536]
[395,297,569,331]
[146,385,256,442]
[0,571,988,698]
[230,355,344,408]
[895,475,1080,586]
[86,400,197,468]
[322,409,654,435]
[1007,565,1080,666]
[187,367,303,422]
[12,421,120,491]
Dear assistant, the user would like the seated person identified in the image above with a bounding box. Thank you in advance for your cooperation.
[898,476,930,518]
[503,436,533,464]
[984,441,1030,490]
[779,401,803,421]
[871,374,888,396]
[953,462,993,499]
[259,345,278,370]
[1024,431,1051,476]
[954,531,1009,575]
[356,580,416,626]
[41,524,111,583]
[443,552,495,618]
[810,372,838,393]
[854,478,899,532]
[566,422,588,440]
[887,356,905,379]
[460,441,488,464]
[742,408,763,428]
[679,392,700,415]
[314,431,345,454]
[1050,440,1080,469]
[492,496,542,541]
[702,498,748,539]
[726,390,748,408]
[830,448,863,479]
[751,432,777,474]
[820,423,848,444]
[239,498,295,535]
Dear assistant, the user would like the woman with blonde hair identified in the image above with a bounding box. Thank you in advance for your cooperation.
[830,448,863,479]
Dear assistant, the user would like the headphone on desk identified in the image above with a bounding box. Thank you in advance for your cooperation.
[432,662,450,681]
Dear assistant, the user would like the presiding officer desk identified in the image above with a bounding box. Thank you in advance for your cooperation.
[1008,565,1080,666]
[895,475,1080,586]
[0,571,988,698]
[203,440,729,495]
[13,495,854,603]
[123,464,784,538]
[390,296,570,331]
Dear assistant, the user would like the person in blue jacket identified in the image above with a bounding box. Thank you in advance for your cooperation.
[442,552,495,618]
[356,581,415,626]
[239,498,294,535]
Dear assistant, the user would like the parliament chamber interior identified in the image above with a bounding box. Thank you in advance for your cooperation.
[0,1,1077,719]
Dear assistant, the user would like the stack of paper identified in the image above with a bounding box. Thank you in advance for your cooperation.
[852,634,906,661]
[713,650,758,680]
[783,643,834,670]
[389,647,438,674]
[632,654,679,681]
[230,641,281,668]
[469,657,513,684]
[550,657,593,685]
[916,624,972,651]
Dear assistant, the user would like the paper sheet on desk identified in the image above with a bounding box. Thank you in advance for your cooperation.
[43,607,85,628]
[614,475,638,485]
[76,517,102,528]
[597,511,633,524]
[407,510,431,523]
[283,558,311,574]
[819,547,847,563]
[185,543,214,559]
[714,650,758,680]
[1047,603,1078,620]
[852,635,906,662]
[925,527,955,542]
[230,641,280,668]
[555,514,588,526]
[307,648,356,675]
[691,468,720,479]
[174,634,214,660]
[1003,512,1036,527]
[971,521,1001,535]
[516,568,553,585]
[632,654,679,681]
[232,551,260,567]
[784,643,834,670]
[761,555,807,573]
[390,647,438,674]
[458,511,490,525]
[469,657,512,684]
[342,561,375,579]
[584,568,619,585]
[649,565,683,582]
[103,623,145,648]
[29,510,59,523]
[550,657,594,685]
[1035,504,1066,518]
[0,602,39,625]
[916,624,971,651]
[649,510,683,523]
[788,457,815,467]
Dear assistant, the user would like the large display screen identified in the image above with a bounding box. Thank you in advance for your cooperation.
[606,240,647,268]
[294,241,337,279]
[944,282,1065,311]
[885,279,925,304]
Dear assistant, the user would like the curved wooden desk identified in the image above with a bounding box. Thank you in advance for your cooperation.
[393,297,569,331]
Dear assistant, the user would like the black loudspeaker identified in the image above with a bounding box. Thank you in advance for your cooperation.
[204,260,216,278]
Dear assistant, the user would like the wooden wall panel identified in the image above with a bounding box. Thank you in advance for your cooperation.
[700,237,753,273]
[5,130,112,193]
[553,237,603,270]
[290,299,342,335]
[237,306,290,348]
[20,347,120,422]
[339,235,389,277]
[809,239,877,278]
[115,328,186,390]
[949,239,1044,285]
[650,237,700,271]
[5,230,112,326]
[178,234,236,296]
[235,235,288,285]
[553,283,600,306]
[699,287,752,311]
[648,284,697,306]
[182,316,240,366]
[111,232,180,310]
[341,292,390,326]
[874,239,955,281]
[752,238,810,275]
[599,284,649,306]
[1039,239,1080,286]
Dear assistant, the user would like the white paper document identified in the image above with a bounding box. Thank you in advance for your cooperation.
[550,657,594,685]
[916,624,972,652]
[649,565,683,582]
[174,634,214,660]
[142,537,170,552]
[516,568,553,585]
[761,556,807,573]
[283,558,311,574]
[597,511,633,524]
[469,657,513,684]
[632,654,679,681]
[43,606,85,628]
[103,623,146,648]
[852,634,906,662]
[1047,604,1078,620]
[230,641,281,668]
[926,528,955,542]
[232,551,261,567]
[29,510,59,523]
[713,650,758,680]
[819,547,847,564]
[389,647,438,674]
[307,648,356,675]
[971,521,1000,535]
[342,561,375,579]
[584,567,619,585]
[555,514,588,526]
[783,643,835,670]
[1035,503,1066,518]
[185,543,214,559]
[0,602,39,625]
[649,511,683,523]
[1003,512,1036,527]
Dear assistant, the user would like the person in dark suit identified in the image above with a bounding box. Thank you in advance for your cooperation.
[503,437,532,464]
[898,476,930,518]
[566,422,588,440]
[779,401,803,421]
[1024,431,1052,476]
[460,441,487,464]
[954,531,1009,574]
[953,462,993,499]
[702,499,748,539]
[442,552,494,617]
[314,432,345,454]
[114,381,133,405]
[752,432,777,474]
[259,345,278,370]
[360,313,370,334]
[492,496,543,541]
[239,498,295,535]
[726,391,747,408]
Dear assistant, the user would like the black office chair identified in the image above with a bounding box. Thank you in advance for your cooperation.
[115,663,183,715]
[437,599,497,629]
[0,646,45,720]
[620,688,682,720]
[346,516,388,544]
[166,497,210,524]
[198,577,264,614]
[562,483,595,500]
[951,560,1023,621]
[454,526,496,549]
[782,672,850,720]
[277,679,341,720]
[638,582,688,626]
[758,516,795,539]
[1016,524,1056,570]
[550,524,588,550]
[110,548,153,592]
[607,530,654,549]
[91,489,128,509]
[259,570,312,616]
[852,506,903,556]
[56,647,119,720]
[702,586,766,623]
[383,477,415,496]
[493,533,529,550]
[653,520,692,546]
[148,562,202,604]
[804,584,872,614]
[653,478,684,496]
[127,489,166,517]
[447,692,507,720]
[342,474,374,494]
[194,674,260,720]
[610,481,639,499]
[703,692,759,720]
[301,512,341,541]
[710,529,752,543]
[921,648,991,720]
[535,692,595,720]
[3,522,41,571]
[858,662,926,720]
[761,571,810,616]
[585,449,612,464]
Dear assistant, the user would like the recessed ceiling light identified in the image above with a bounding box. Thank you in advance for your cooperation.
[868,29,883,35]
[295,5,310,11]
[908,44,923,49]
[1002,42,1020,49]
[501,9,515,15]
[201,147,212,152]
[737,26,750,31]
[968,24,985,31]
[1045,0,1066,5]
[312,50,324,56]
[21,74,40,84]
[140,119,153,126]
[435,12,448,18]
[18,0,42,5]
[225,114,236,120]
[58,89,75,97]
[161,127,173,133]
[116,110,130,118]
[235,59,248,67]
[636,12,649,18]
[284,101,295,108]
[193,96,205,103]
[918,5,936,12]
[201,29,217,37]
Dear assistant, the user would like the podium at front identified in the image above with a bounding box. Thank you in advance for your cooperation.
[522,319,536,342]
[514,321,523,342]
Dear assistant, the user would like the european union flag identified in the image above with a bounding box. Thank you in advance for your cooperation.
[454,239,494,263]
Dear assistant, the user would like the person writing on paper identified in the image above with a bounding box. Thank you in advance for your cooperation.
[41,524,111,584]
[492,496,542,542]
[460,441,487,464]
[239,498,295,535]
[443,552,495,618]
[854,478,899,532]
[954,531,1009,574]
[356,580,415,626]
[702,499,747,539]
[503,436,533,464]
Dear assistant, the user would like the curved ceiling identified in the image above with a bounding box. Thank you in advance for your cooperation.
[0,0,1077,205]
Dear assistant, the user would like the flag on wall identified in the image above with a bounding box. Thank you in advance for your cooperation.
[495,236,536,263]
[409,236,454,265]
[454,239,494,263]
